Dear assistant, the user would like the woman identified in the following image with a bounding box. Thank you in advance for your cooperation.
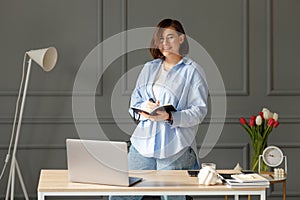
[112,18,208,200]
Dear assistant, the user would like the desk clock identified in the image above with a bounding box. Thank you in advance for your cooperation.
[258,146,287,174]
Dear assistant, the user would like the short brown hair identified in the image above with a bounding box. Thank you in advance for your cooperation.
[150,19,189,59]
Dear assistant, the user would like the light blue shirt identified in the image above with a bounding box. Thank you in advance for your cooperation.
[130,56,208,160]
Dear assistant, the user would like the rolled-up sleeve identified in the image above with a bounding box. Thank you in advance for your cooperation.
[171,77,208,128]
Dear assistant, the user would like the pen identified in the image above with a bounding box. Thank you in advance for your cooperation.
[149,98,155,103]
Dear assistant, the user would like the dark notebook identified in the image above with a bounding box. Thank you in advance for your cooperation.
[131,104,176,116]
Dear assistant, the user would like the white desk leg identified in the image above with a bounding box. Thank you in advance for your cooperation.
[260,190,266,200]
[38,192,44,200]
[234,195,239,200]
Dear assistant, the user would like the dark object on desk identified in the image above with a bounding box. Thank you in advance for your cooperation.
[241,169,255,174]
[143,195,193,200]
[187,170,199,177]
[218,173,233,180]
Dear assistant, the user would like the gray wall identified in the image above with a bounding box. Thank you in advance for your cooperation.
[0,0,299,199]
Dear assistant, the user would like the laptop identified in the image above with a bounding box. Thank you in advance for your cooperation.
[66,139,142,186]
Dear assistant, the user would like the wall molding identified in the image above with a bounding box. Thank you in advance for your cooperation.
[121,0,250,96]
[0,143,252,150]
[0,143,250,172]
[198,143,249,169]
[266,0,300,96]
[0,144,66,150]
[121,0,130,96]
[237,0,250,96]
[1,115,300,124]
[0,0,103,97]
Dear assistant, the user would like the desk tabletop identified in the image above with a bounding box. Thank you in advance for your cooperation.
[260,171,287,184]
[38,170,266,193]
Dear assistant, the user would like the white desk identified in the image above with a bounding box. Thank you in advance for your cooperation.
[37,170,267,200]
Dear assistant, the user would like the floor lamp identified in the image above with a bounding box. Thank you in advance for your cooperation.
[5,47,58,200]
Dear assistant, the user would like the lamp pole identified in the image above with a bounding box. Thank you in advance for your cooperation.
[5,58,32,200]
[4,47,57,200]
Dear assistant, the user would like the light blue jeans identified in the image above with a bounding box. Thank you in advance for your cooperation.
[109,145,198,200]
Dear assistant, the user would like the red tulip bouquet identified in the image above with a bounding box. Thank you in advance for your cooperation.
[239,108,280,172]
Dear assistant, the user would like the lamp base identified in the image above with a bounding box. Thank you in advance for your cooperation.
[5,158,29,200]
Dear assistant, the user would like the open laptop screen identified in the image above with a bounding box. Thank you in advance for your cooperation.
[66,139,142,186]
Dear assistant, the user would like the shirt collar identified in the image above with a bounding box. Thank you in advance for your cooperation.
[181,56,192,65]
[170,56,193,68]
[152,56,192,68]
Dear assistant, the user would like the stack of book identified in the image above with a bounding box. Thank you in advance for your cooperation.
[223,173,270,188]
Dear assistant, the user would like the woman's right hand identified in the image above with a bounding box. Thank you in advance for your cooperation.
[145,99,160,111]
[139,100,160,120]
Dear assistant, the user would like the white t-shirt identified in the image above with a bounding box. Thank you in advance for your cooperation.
[153,64,168,99]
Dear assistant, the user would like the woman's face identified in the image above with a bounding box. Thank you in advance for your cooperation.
[158,27,184,58]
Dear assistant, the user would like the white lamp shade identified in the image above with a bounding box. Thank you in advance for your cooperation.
[26,47,58,72]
